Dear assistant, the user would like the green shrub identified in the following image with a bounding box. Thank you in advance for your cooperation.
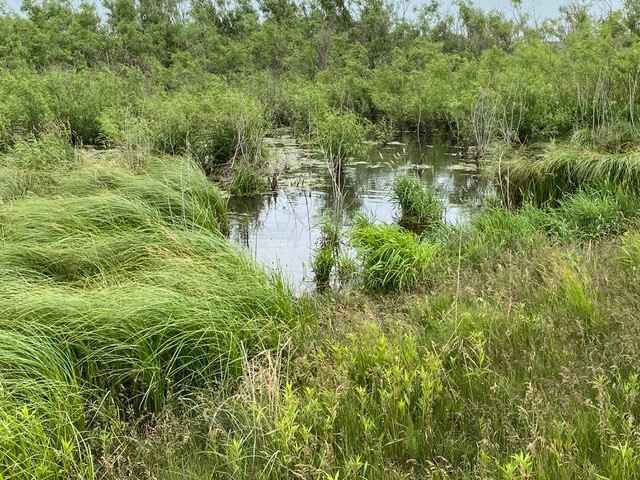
[8,127,75,169]
[0,69,127,147]
[0,71,52,142]
[313,109,369,169]
[0,128,76,202]
[100,87,267,173]
[40,69,125,145]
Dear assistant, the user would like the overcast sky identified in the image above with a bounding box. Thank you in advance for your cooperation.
[1,0,627,21]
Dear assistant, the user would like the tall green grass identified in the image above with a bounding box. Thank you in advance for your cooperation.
[116,228,640,479]
[495,143,640,205]
[392,175,443,226]
[350,218,440,292]
[0,139,293,477]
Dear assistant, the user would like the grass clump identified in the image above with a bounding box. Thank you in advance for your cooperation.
[0,139,293,477]
[392,175,443,226]
[556,189,626,240]
[225,160,268,195]
[350,218,440,293]
[571,122,640,154]
[496,143,640,206]
[0,127,76,202]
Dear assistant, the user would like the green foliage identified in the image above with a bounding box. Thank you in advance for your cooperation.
[350,218,440,292]
[8,126,75,169]
[113,225,640,479]
[311,215,341,291]
[372,115,396,144]
[495,144,640,206]
[313,109,369,167]
[0,141,293,476]
[557,190,626,240]
[0,127,76,201]
[572,123,640,154]
[0,69,127,147]
[311,245,334,289]
[226,160,268,195]
[392,175,443,226]
[100,87,267,173]
[4,1,640,478]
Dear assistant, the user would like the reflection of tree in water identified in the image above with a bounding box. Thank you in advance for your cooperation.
[227,194,275,249]
[311,136,486,224]
[314,168,365,223]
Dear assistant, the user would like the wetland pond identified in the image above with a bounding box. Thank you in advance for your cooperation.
[227,135,484,291]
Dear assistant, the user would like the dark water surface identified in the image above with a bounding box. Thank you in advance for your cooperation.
[227,135,483,290]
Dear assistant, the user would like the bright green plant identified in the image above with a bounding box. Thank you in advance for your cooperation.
[392,175,443,226]
[350,218,440,292]
[313,109,370,170]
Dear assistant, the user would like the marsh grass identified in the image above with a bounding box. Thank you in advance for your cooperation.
[4,133,640,479]
[0,139,293,477]
[98,88,268,174]
[118,230,640,479]
[495,143,640,205]
[350,218,440,292]
[571,122,640,154]
[392,175,444,227]
[225,160,268,195]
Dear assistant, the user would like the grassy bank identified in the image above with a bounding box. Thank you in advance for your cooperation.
[3,134,640,478]
[4,0,640,477]
[104,205,640,479]
[0,136,293,478]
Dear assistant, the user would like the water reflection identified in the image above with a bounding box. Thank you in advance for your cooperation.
[227,135,484,290]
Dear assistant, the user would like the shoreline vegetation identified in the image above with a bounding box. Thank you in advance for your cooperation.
[3,0,640,478]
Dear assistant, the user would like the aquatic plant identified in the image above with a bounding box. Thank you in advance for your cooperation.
[311,245,334,290]
[313,109,369,172]
[226,160,268,195]
[350,218,440,292]
[392,175,444,226]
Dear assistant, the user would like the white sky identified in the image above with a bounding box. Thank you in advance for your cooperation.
[1,0,626,21]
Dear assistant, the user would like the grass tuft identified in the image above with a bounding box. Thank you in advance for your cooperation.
[350,218,440,293]
[392,175,444,226]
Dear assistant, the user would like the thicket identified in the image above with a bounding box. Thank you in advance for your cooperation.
[3,0,640,160]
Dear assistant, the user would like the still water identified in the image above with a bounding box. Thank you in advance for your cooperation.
[227,135,483,290]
